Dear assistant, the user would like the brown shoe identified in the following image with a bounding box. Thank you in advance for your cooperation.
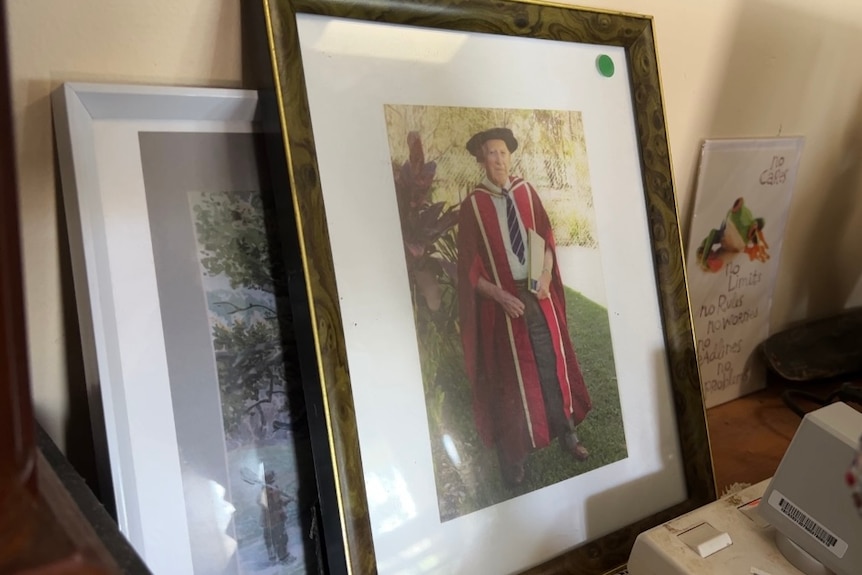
[561,433,590,461]
[568,442,589,461]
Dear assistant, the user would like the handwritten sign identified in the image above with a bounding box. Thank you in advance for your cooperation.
[686,138,804,407]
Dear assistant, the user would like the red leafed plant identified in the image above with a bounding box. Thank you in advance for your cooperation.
[393,131,459,311]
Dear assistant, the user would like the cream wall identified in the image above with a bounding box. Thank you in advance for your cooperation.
[7,0,862,457]
[7,0,244,458]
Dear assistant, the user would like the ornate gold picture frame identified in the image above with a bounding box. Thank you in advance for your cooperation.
[261,1,716,573]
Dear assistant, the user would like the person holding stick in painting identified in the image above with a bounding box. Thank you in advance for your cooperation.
[259,470,292,563]
[457,127,592,487]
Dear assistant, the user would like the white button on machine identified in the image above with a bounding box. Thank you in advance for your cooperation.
[678,522,733,558]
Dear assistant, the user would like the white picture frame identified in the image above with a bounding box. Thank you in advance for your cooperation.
[53,83,318,575]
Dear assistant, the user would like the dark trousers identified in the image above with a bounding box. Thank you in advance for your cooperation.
[498,286,575,472]
[519,285,574,438]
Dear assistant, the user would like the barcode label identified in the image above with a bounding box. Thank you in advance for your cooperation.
[767,490,848,558]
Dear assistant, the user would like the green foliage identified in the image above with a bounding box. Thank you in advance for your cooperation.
[413,264,460,396]
[212,315,286,436]
[388,131,475,513]
[191,191,292,437]
[389,129,461,434]
[192,191,276,292]
[552,206,598,248]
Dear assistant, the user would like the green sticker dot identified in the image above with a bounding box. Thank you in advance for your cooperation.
[597,54,615,77]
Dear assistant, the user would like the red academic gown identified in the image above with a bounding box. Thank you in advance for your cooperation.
[458,176,592,464]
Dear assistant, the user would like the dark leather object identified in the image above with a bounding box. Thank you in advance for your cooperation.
[762,307,862,382]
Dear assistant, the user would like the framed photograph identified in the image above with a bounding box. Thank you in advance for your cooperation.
[261,0,715,573]
[53,83,321,574]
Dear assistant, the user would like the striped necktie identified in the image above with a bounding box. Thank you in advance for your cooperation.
[504,189,525,264]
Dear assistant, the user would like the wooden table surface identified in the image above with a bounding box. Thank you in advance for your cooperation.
[706,384,800,494]
[705,378,850,494]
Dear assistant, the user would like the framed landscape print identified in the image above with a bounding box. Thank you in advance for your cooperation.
[53,83,320,574]
[260,1,716,573]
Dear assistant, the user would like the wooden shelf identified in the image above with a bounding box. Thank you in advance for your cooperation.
[0,426,150,574]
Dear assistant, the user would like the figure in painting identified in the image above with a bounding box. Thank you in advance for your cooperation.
[457,127,592,487]
[259,470,293,564]
[696,197,769,272]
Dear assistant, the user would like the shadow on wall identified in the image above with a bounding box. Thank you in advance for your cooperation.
[686,0,862,328]
[800,95,862,318]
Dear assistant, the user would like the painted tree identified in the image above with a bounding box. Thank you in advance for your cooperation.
[193,191,276,292]
[192,191,300,438]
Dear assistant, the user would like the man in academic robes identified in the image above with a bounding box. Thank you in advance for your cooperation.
[457,127,592,486]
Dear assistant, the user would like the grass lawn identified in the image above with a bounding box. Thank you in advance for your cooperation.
[429,286,627,520]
